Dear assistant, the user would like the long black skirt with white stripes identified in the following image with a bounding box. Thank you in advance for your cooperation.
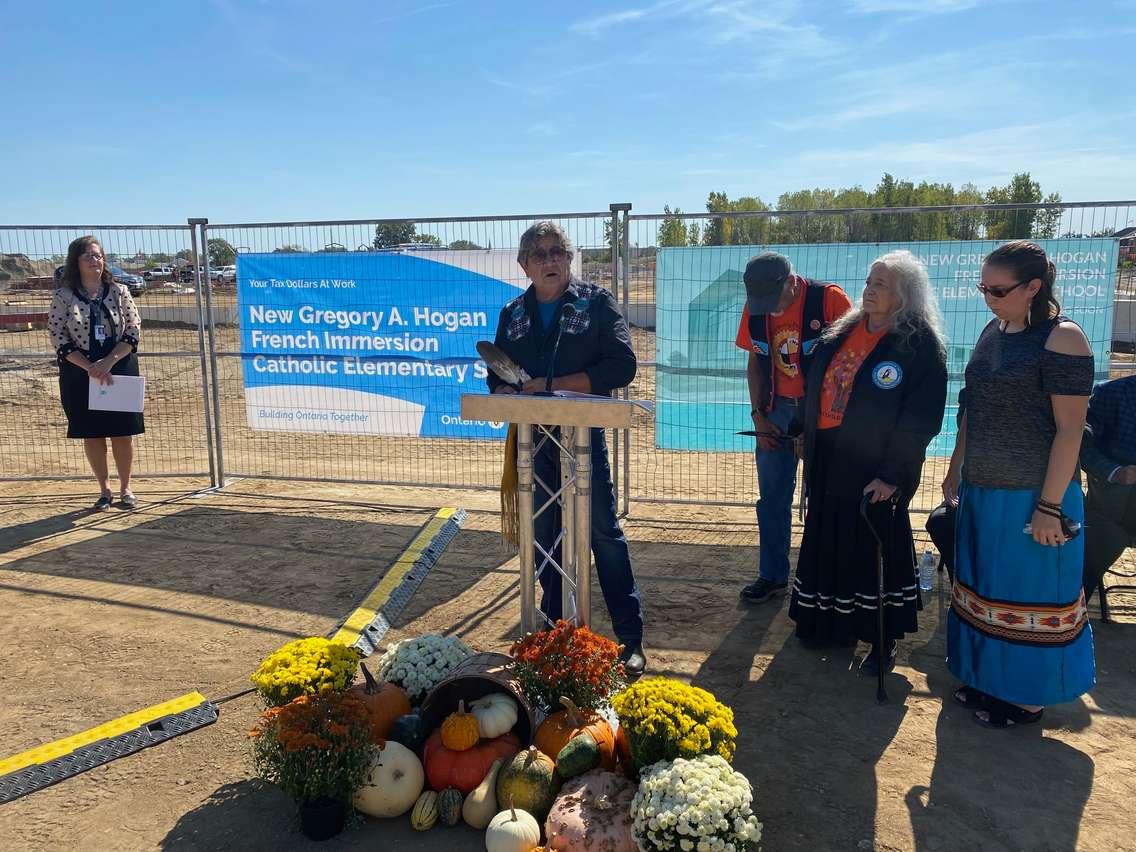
[788,427,922,645]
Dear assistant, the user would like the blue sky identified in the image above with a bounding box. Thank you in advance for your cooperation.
[3,0,1134,224]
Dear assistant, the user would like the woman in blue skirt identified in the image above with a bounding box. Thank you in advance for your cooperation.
[942,240,1095,728]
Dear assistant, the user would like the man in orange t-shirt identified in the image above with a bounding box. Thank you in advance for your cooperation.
[734,252,852,603]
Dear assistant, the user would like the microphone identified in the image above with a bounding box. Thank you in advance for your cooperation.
[543,303,577,394]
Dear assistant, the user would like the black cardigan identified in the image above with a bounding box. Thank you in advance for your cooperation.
[795,320,948,503]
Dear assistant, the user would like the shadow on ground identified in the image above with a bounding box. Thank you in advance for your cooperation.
[0,504,509,622]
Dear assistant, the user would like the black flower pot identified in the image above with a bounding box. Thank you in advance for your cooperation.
[299,797,346,841]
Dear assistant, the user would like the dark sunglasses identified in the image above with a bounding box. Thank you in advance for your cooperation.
[975,280,1026,298]
[528,246,567,263]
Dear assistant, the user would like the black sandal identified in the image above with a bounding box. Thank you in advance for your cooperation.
[972,697,1043,729]
[952,685,992,710]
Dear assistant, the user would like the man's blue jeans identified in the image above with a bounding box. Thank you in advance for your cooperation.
[532,428,643,645]
[754,396,801,585]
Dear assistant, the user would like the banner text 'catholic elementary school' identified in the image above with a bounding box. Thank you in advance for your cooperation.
[236,250,551,439]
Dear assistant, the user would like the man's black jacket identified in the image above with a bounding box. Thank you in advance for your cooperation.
[487,277,636,396]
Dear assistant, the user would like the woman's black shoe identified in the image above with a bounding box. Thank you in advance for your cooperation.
[858,641,897,676]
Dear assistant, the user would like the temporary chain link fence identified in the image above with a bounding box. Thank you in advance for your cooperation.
[200,210,621,490]
[1,202,1133,523]
[624,201,1136,516]
[0,225,216,483]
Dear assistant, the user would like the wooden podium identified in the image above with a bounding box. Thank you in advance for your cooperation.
[461,393,639,634]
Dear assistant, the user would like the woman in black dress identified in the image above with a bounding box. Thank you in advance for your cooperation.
[48,236,144,510]
[788,250,948,674]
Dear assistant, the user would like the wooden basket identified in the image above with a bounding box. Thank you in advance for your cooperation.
[420,651,536,745]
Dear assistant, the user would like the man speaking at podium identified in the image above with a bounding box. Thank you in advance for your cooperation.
[487,221,646,676]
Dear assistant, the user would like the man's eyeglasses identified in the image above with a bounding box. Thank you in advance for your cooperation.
[528,246,567,263]
[976,280,1026,299]
[81,252,105,262]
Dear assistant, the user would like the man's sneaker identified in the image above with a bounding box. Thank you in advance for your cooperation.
[739,578,788,603]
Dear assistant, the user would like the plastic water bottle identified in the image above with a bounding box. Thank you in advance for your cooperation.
[918,550,936,592]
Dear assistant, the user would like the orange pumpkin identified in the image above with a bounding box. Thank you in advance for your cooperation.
[441,700,480,751]
[423,729,521,793]
[350,662,411,743]
[533,697,616,771]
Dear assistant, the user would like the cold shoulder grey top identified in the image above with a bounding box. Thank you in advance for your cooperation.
[961,316,1093,491]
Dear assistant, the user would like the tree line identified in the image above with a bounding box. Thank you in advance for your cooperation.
[656,172,1064,247]
[198,172,1082,267]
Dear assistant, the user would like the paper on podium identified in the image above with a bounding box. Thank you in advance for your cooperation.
[549,390,654,413]
[89,375,146,413]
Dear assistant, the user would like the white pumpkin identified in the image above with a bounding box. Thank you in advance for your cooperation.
[486,806,541,852]
[354,740,424,818]
[470,692,519,739]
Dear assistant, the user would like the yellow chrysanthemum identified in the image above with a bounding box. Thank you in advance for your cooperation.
[613,677,737,771]
[250,637,361,707]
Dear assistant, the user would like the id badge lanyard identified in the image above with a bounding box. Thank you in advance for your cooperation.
[89,293,118,355]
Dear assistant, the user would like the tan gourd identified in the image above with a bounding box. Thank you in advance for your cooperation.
[463,757,504,829]
[485,802,541,852]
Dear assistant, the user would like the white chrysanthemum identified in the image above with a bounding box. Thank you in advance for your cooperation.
[630,755,762,852]
[374,634,473,701]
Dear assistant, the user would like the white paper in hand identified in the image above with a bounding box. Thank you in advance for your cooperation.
[88,375,146,413]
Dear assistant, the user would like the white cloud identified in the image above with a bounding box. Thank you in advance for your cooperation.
[571,0,842,75]
[789,119,1136,200]
[572,7,653,35]
[483,73,553,97]
[770,94,925,131]
[767,52,1036,131]
[571,0,699,36]
[848,0,980,12]
[374,2,456,25]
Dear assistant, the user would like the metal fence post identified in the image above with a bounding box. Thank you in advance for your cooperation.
[619,203,632,518]
[609,202,632,517]
[198,221,226,486]
[188,218,218,487]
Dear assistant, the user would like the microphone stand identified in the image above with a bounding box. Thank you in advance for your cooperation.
[539,304,576,396]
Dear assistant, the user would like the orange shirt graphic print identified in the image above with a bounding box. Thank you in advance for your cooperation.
[817,320,888,430]
[772,327,800,379]
[767,314,806,398]
[819,349,861,427]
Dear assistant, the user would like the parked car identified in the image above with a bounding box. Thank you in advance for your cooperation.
[178,265,205,283]
[143,265,174,280]
[53,264,145,296]
[110,266,146,296]
[211,265,237,284]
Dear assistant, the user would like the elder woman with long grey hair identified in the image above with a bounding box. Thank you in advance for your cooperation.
[787,250,948,675]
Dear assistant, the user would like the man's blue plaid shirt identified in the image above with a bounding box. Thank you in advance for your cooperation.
[1081,375,1136,482]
